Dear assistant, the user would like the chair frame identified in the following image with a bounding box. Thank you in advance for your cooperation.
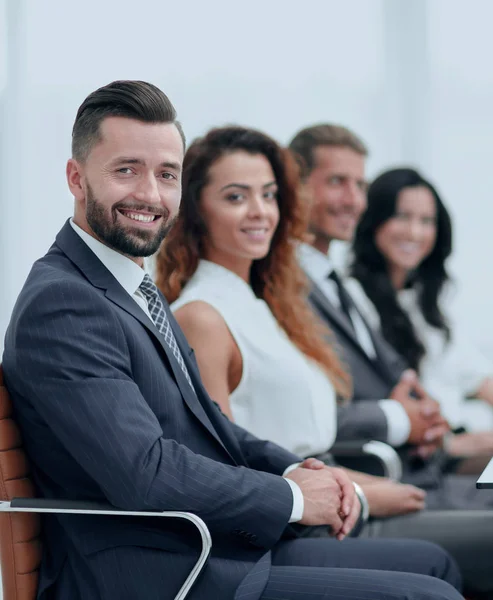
[0,364,211,600]
[332,439,403,480]
[0,498,211,600]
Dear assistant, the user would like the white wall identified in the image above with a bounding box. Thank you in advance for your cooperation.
[426,0,493,357]
[1,0,492,360]
[0,0,492,596]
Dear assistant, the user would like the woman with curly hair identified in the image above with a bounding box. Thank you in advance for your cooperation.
[156,124,435,515]
[157,126,351,446]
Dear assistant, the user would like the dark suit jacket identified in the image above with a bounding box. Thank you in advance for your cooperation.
[2,221,300,600]
[306,277,444,488]
[308,279,407,441]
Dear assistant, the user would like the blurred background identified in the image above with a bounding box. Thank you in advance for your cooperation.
[1,0,492,359]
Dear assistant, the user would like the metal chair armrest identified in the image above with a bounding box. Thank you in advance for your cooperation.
[0,499,211,600]
[331,440,402,480]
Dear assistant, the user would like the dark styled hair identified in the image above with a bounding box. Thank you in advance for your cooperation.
[156,126,351,398]
[72,80,185,162]
[288,123,368,178]
[350,168,453,370]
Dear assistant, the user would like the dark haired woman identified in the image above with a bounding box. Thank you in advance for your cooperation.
[349,167,493,455]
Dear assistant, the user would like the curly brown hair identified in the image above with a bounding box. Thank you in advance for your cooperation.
[156,126,351,399]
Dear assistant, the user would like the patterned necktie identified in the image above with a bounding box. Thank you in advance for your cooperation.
[139,274,194,390]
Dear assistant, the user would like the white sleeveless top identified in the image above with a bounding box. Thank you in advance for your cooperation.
[171,260,337,458]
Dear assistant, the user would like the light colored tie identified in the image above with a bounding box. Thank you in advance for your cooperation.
[139,274,194,390]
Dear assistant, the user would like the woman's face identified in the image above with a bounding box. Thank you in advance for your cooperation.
[375,185,437,276]
[199,151,280,273]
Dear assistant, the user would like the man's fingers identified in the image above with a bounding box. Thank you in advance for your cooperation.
[329,513,344,536]
[424,424,448,442]
[406,499,426,513]
[331,468,355,516]
[406,485,426,500]
[391,369,417,398]
[402,502,425,514]
[400,369,418,383]
[397,370,418,391]
[413,490,427,501]
[420,401,441,418]
[411,377,429,400]
[340,496,361,539]
[300,458,325,470]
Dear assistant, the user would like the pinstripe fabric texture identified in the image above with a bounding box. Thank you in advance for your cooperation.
[1,221,463,600]
[139,274,194,389]
[237,538,462,600]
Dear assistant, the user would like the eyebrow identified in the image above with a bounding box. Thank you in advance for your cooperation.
[219,180,277,192]
[110,157,181,171]
[327,173,367,186]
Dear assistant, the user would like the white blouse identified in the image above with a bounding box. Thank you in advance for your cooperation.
[345,277,493,430]
[171,260,337,457]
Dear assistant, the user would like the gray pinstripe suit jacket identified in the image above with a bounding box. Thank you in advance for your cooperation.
[3,221,300,600]
[307,277,444,489]
[307,277,406,442]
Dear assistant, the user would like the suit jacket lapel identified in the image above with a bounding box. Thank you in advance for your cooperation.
[169,316,246,465]
[309,278,393,377]
[55,221,237,462]
[332,284,406,382]
[363,320,408,383]
[309,279,359,342]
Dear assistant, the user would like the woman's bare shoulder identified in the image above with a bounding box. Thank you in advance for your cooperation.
[174,301,232,347]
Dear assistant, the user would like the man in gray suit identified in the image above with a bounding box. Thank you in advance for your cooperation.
[289,123,493,503]
[1,82,463,600]
[288,123,493,592]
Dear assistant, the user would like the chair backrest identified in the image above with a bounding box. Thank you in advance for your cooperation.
[0,365,41,600]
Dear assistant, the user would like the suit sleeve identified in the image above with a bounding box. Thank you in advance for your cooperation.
[336,402,389,442]
[7,279,293,548]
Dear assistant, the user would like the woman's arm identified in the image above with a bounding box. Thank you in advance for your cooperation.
[342,468,384,486]
[174,301,241,420]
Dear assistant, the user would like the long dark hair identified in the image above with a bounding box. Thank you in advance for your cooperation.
[350,168,452,371]
[156,126,351,398]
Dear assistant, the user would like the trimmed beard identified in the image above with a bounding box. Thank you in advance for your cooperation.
[85,184,175,258]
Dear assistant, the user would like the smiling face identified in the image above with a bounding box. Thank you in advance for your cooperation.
[199,151,280,279]
[304,145,367,253]
[375,185,437,287]
[68,116,184,265]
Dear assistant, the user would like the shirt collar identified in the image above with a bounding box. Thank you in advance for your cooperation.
[298,243,334,284]
[70,219,146,297]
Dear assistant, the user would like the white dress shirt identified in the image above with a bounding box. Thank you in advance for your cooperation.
[70,221,304,521]
[298,243,411,446]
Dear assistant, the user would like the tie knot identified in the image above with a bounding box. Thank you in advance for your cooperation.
[139,274,158,299]
[328,270,341,286]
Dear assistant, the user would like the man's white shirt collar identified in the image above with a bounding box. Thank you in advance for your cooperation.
[298,243,334,283]
[70,219,146,297]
